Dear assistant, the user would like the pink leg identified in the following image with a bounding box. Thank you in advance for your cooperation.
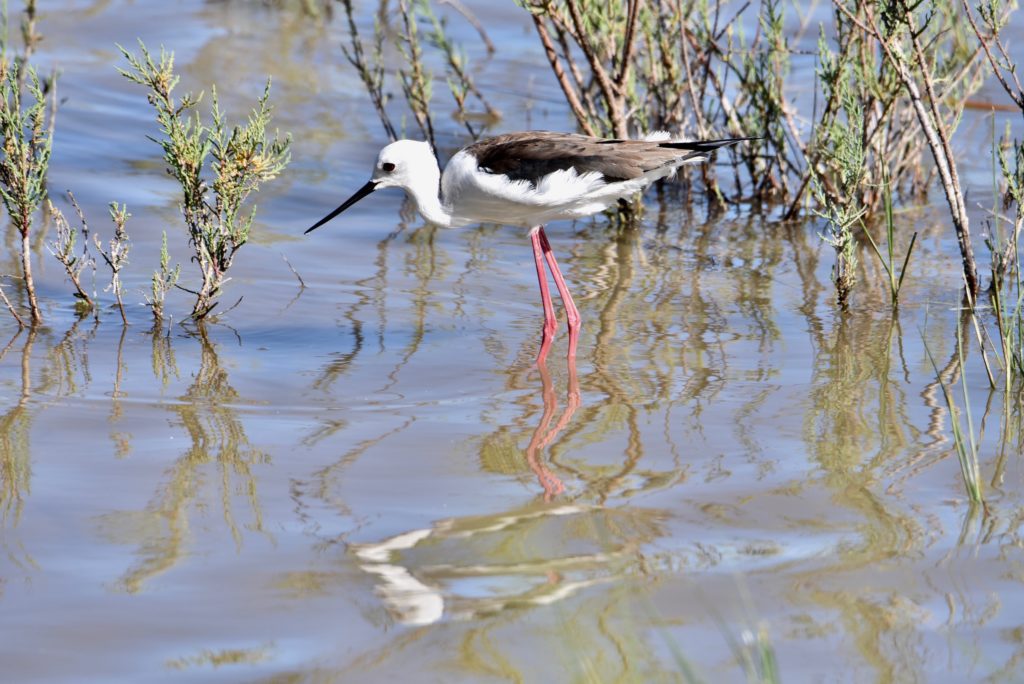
[531,227,558,365]
[536,227,581,360]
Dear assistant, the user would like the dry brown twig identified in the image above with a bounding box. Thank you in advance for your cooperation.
[339,0,398,141]
[529,13,597,136]
[960,0,1024,111]
[523,0,644,139]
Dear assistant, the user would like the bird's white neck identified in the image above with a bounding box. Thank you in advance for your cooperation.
[409,185,452,228]
[398,157,453,228]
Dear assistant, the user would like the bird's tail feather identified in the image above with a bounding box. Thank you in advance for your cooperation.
[659,136,760,152]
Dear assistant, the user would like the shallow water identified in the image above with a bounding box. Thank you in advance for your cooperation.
[1,1,1023,682]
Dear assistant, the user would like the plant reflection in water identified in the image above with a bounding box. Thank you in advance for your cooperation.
[116,327,270,593]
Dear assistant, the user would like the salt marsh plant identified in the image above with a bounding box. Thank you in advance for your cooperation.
[420,0,498,139]
[962,0,1024,113]
[148,231,179,322]
[46,195,96,315]
[812,48,866,309]
[833,0,983,294]
[518,0,643,139]
[512,0,985,293]
[94,203,131,325]
[962,0,1024,388]
[396,0,436,148]
[119,41,291,320]
[0,60,51,326]
[339,0,398,141]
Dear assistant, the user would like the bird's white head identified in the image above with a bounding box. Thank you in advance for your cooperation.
[372,139,437,190]
[305,139,447,234]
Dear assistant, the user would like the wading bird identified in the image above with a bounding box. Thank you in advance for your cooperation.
[306,131,750,364]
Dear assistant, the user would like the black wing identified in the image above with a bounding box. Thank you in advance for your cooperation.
[465,131,754,185]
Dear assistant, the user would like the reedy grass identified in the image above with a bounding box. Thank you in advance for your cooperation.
[962,281,998,389]
[711,578,781,684]
[923,321,985,505]
[833,0,983,294]
[421,0,498,139]
[862,172,918,310]
[988,129,1023,291]
[967,0,1024,391]
[119,41,291,320]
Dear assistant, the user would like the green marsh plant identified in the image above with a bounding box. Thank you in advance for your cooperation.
[985,137,1024,391]
[962,0,1024,113]
[816,193,862,310]
[812,55,866,309]
[0,59,51,326]
[518,0,643,139]
[421,0,498,139]
[963,1,1024,389]
[46,194,96,316]
[339,0,498,146]
[740,0,794,202]
[147,231,180,323]
[833,0,984,294]
[94,202,131,325]
[119,41,291,320]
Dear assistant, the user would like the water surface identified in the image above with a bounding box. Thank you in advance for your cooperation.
[1,1,1023,682]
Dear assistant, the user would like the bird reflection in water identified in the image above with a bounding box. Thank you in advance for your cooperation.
[346,362,593,627]
[351,503,624,627]
[524,360,579,500]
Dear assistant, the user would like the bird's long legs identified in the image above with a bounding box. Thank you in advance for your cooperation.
[531,227,558,364]
[530,225,581,364]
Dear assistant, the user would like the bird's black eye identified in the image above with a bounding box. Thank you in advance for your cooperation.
[382,162,395,173]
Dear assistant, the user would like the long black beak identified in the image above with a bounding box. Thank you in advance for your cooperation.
[305,179,379,234]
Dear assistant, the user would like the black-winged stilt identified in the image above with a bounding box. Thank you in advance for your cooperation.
[306,130,751,364]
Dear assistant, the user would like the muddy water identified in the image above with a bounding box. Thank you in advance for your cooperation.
[1,1,1023,682]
